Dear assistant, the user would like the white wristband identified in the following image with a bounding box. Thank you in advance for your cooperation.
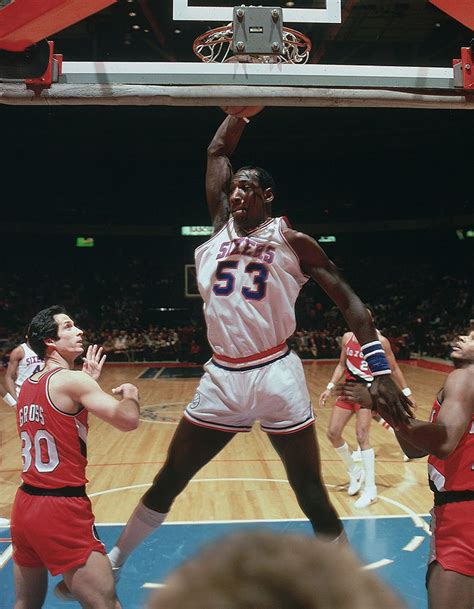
[402,387,412,397]
[326,382,335,391]
[3,393,17,407]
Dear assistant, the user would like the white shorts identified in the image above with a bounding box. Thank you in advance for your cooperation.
[184,350,314,434]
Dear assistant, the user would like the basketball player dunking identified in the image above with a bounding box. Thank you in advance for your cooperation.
[100,113,411,580]
[341,330,474,609]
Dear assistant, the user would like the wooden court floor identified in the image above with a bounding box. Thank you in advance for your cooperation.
[0,361,449,524]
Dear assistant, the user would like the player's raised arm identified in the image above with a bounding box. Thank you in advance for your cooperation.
[284,228,412,425]
[206,115,248,232]
[284,230,378,345]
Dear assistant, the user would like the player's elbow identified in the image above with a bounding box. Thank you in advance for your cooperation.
[114,409,139,432]
[433,444,455,460]
[120,415,139,432]
[403,447,426,459]
[207,144,221,158]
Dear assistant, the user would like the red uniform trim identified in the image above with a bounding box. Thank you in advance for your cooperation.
[213,342,287,364]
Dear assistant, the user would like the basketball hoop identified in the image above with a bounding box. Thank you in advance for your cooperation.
[193,23,312,64]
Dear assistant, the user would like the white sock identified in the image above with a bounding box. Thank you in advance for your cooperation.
[108,502,168,567]
[2,393,16,407]
[335,442,357,473]
[360,448,376,489]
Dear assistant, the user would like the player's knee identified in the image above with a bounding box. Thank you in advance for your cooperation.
[145,463,193,507]
[326,427,340,445]
[356,427,369,446]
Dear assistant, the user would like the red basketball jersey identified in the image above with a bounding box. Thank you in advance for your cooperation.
[344,334,374,382]
[428,398,474,492]
[16,368,89,488]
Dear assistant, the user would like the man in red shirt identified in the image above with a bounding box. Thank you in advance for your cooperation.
[11,305,140,609]
[340,330,474,609]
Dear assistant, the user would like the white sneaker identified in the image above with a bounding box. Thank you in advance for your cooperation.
[54,580,75,602]
[354,486,378,509]
[347,468,365,496]
[351,450,362,462]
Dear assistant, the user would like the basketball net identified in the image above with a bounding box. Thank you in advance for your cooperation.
[193,23,312,64]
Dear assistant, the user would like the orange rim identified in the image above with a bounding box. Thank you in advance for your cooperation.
[193,25,311,62]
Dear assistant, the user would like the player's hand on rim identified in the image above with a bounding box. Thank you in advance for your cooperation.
[82,344,106,381]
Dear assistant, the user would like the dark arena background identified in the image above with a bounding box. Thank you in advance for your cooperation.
[0,2,473,609]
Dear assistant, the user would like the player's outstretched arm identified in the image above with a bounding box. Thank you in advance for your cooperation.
[341,368,472,458]
[339,381,425,457]
[284,229,412,425]
[57,371,140,432]
[285,230,378,345]
[206,115,248,232]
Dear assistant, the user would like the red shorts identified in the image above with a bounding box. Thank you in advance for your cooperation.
[11,487,105,576]
[335,396,361,412]
[428,501,474,576]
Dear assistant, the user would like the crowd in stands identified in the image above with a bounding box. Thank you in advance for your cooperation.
[1,251,471,364]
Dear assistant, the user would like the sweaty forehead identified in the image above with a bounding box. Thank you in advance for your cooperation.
[232,170,259,185]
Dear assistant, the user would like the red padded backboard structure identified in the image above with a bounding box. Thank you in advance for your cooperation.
[430,0,474,30]
[0,0,116,52]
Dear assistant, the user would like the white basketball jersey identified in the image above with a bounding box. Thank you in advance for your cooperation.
[195,217,308,361]
[15,342,44,390]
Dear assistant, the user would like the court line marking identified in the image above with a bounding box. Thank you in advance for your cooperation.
[143,583,165,589]
[362,558,394,570]
[96,512,430,526]
[377,495,431,535]
[90,479,430,572]
[0,544,13,570]
[89,480,431,528]
[142,557,395,587]
[403,535,426,552]
[0,481,429,572]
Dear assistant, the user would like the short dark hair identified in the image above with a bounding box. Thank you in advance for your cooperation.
[237,165,276,195]
[28,305,67,359]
